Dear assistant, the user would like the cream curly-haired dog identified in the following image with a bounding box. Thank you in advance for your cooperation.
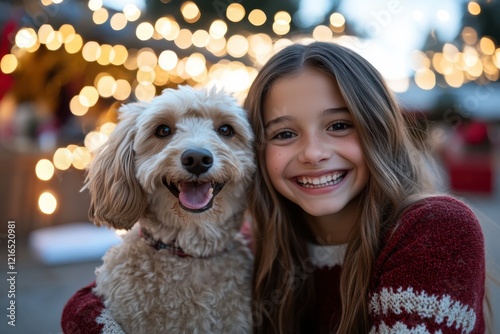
[86,86,255,333]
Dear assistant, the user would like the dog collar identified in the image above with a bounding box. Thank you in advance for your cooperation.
[140,228,194,257]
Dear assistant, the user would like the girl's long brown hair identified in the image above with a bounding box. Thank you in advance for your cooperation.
[244,42,436,333]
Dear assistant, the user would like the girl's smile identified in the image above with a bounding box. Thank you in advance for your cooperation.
[295,169,348,189]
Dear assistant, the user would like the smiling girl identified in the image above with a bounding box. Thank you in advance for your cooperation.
[245,42,485,333]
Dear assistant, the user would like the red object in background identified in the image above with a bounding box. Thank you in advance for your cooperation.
[458,121,489,146]
[0,20,17,100]
[441,121,495,194]
[441,149,494,194]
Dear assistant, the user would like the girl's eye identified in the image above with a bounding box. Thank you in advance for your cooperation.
[218,124,235,137]
[328,121,353,132]
[155,124,171,138]
[273,130,296,140]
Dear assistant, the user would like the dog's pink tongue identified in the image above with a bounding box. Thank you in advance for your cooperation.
[179,182,213,210]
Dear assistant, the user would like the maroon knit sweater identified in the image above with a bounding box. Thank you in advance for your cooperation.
[62,196,485,333]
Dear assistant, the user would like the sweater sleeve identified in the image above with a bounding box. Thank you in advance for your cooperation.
[368,196,485,334]
[61,281,124,334]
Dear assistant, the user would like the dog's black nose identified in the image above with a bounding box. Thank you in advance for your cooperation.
[181,148,213,176]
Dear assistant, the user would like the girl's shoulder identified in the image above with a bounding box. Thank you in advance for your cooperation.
[393,195,482,240]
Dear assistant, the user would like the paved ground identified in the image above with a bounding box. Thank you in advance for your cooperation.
[0,150,499,334]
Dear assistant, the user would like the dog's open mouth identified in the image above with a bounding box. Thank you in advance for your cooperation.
[163,179,225,213]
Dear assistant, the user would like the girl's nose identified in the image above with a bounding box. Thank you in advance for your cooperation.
[297,134,332,165]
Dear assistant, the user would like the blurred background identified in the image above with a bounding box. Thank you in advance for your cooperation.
[0,0,499,332]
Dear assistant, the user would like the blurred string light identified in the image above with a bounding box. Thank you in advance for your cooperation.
[39,192,57,214]
[35,159,55,181]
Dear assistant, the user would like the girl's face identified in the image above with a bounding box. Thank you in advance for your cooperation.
[263,67,369,223]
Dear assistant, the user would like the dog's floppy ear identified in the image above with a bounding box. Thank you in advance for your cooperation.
[85,102,148,230]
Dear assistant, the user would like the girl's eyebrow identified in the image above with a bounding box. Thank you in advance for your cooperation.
[324,107,350,115]
[264,107,349,129]
[264,115,295,129]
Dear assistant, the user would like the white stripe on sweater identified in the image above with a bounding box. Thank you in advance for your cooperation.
[369,321,443,334]
[307,243,347,268]
[96,308,125,334]
[369,287,476,334]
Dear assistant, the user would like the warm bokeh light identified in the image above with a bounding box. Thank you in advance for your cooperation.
[38,24,54,44]
[181,1,200,23]
[93,7,109,24]
[110,44,128,65]
[46,31,63,50]
[70,95,89,116]
[59,24,76,42]
[123,4,141,21]
[72,147,92,170]
[227,35,249,58]
[493,49,500,69]
[15,28,38,48]
[479,37,495,56]
[444,68,465,87]
[185,53,206,77]
[209,20,227,39]
[248,9,266,26]
[79,86,99,107]
[175,29,193,49]
[64,33,83,54]
[154,66,170,86]
[415,68,436,90]
[35,159,55,181]
[330,12,345,27]
[0,54,18,74]
[113,79,132,100]
[135,83,156,102]
[97,43,112,65]
[443,43,459,62]
[272,21,290,36]
[137,67,156,85]
[226,3,245,22]
[39,192,57,215]
[248,33,273,65]
[192,29,210,48]
[136,22,155,41]
[97,74,116,97]
[110,13,128,30]
[462,26,477,45]
[53,148,73,170]
[155,17,171,36]
[82,41,101,62]
[137,48,158,69]
[274,11,292,24]
[313,25,333,41]
[468,2,481,15]
[206,37,226,56]
[88,0,103,11]
[159,50,178,70]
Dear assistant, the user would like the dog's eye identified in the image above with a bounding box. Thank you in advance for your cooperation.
[155,125,171,138]
[218,124,235,137]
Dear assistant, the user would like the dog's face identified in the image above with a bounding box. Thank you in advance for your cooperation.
[86,85,255,229]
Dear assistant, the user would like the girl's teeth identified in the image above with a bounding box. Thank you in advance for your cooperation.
[297,172,346,188]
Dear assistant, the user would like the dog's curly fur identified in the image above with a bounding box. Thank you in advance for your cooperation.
[86,86,255,333]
